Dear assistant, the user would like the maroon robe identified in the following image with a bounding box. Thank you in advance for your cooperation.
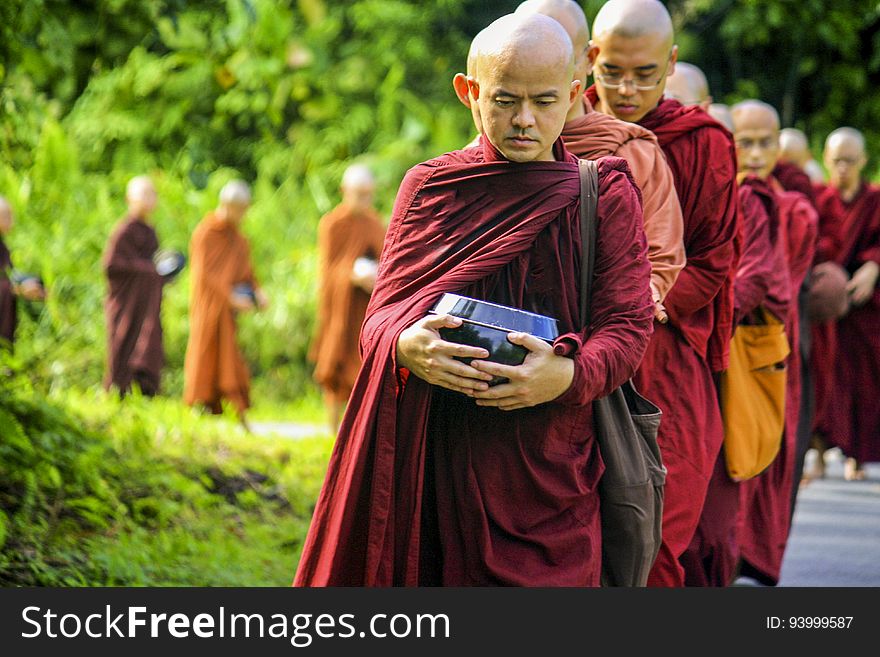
[103,216,165,396]
[682,180,791,586]
[0,237,16,347]
[738,180,818,585]
[773,161,816,208]
[811,183,880,464]
[587,89,741,587]
[293,136,654,586]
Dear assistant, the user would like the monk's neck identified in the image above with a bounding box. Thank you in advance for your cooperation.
[566,96,588,123]
[838,183,861,203]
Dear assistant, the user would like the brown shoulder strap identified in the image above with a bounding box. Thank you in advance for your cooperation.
[578,158,599,329]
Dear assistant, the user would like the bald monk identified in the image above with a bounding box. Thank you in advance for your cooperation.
[1,196,45,348]
[294,13,653,587]
[729,101,817,586]
[184,180,268,425]
[772,128,817,206]
[681,101,798,586]
[811,128,880,481]
[586,0,740,587]
[778,127,824,186]
[664,61,712,110]
[514,0,684,322]
[103,177,166,396]
[309,164,387,435]
[707,103,734,131]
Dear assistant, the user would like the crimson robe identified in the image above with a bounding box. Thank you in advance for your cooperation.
[811,183,880,464]
[681,180,791,586]
[0,237,16,347]
[103,216,165,396]
[293,136,654,586]
[587,89,741,587]
[737,180,818,585]
[773,162,816,208]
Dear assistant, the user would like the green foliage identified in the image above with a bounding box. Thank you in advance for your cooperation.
[0,364,333,586]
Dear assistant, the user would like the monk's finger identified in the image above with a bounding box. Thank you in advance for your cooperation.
[435,369,491,392]
[472,382,517,401]
[506,332,549,353]
[470,359,520,380]
[434,340,490,361]
[432,354,494,382]
[422,313,463,330]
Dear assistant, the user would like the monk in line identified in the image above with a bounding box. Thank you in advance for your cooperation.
[681,101,798,586]
[731,101,817,586]
[294,13,653,587]
[514,0,685,323]
[778,127,825,186]
[103,176,166,396]
[309,164,387,435]
[586,0,741,587]
[1,196,45,349]
[664,61,712,111]
[773,128,817,206]
[184,180,268,428]
[811,128,880,481]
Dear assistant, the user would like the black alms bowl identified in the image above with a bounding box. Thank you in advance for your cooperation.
[153,249,186,279]
[430,293,559,385]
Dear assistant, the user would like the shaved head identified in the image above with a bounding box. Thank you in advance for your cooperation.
[664,61,710,108]
[824,127,866,194]
[592,0,674,50]
[778,127,810,166]
[731,100,780,180]
[341,163,376,210]
[707,103,734,131]
[589,0,677,123]
[125,175,157,219]
[219,179,252,206]
[468,13,579,162]
[0,195,12,236]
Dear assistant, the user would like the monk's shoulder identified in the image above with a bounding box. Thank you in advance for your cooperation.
[596,156,637,190]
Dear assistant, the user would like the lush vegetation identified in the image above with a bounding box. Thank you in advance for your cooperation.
[2,0,879,585]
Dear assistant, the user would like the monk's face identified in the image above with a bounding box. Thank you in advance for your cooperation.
[824,138,866,191]
[589,33,676,123]
[470,53,579,162]
[127,184,158,218]
[343,181,376,211]
[733,111,779,180]
[0,207,12,236]
[220,201,249,224]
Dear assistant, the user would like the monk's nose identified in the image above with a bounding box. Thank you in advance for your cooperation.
[513,106,536,128]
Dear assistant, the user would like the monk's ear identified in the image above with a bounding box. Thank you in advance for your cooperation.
[569,79,583,105]
[587,41,599,68]
[452,73,472,109]
[668,45,679,73]
[466,76,481,102]
[582,46,594,77]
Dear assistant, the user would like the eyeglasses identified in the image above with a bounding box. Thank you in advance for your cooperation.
[594,58,672,91]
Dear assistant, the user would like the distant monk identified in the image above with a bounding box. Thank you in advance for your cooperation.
[707,103,734,131]
[309,164,387,435]
[778,127,824,185]
[773,128,817,206]
[184,180,267,426]
[1,196,46,348]
[732,101,817,586]
[294,13,653,587]
[812,128,880,481]
[664,61,712,110]
[103,177,165,396]
[515,0,685,322]
[587,0,740,587]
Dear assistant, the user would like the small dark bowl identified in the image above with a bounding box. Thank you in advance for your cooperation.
[431,293,559,385]
[154,249,186,279]
[232,282,257,305]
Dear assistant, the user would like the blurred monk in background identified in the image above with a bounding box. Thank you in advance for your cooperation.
[309,164,387,435]
[103,176,165,396]
[1,196,46,349]
[664,61,712,110]
[773,127,818,206]
[184,180,267,429]
[778,127,825,186]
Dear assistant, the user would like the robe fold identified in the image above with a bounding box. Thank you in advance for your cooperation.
[682,181,791,586]
[309,203,386,403]
[738,180,818,586]
[103,216,165,396]
[562,97,685,302]
[183,213,258,413]
[0,237,16,347]
[586,89,741,587]
[773,162,816,208]
[811,183,880,464]
[293,136,654,587]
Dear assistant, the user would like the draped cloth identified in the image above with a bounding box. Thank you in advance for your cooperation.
[0,237,16,347]
[586,89,741,587]
[293,136,654,586]
[183,213,258,413]
[102,216,165,396]
[738,180,818,586]
[773,162,817,208]
[309,203,386,403]
[561,96,685,302]
[811,183,880,464]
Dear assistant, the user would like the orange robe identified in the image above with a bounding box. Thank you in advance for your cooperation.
[309,203,386,403]
[562,97,685,303]
[183,213,258,413]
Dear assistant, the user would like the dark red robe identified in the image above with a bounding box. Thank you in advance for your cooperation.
[681,180,791,586]
[811,183,880,464]
[737,180,818,586]
[773,162,816,208]
[103,216,165,396]
[293,136,654,586]
[587,89,741,587]
[0,237,16,347]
